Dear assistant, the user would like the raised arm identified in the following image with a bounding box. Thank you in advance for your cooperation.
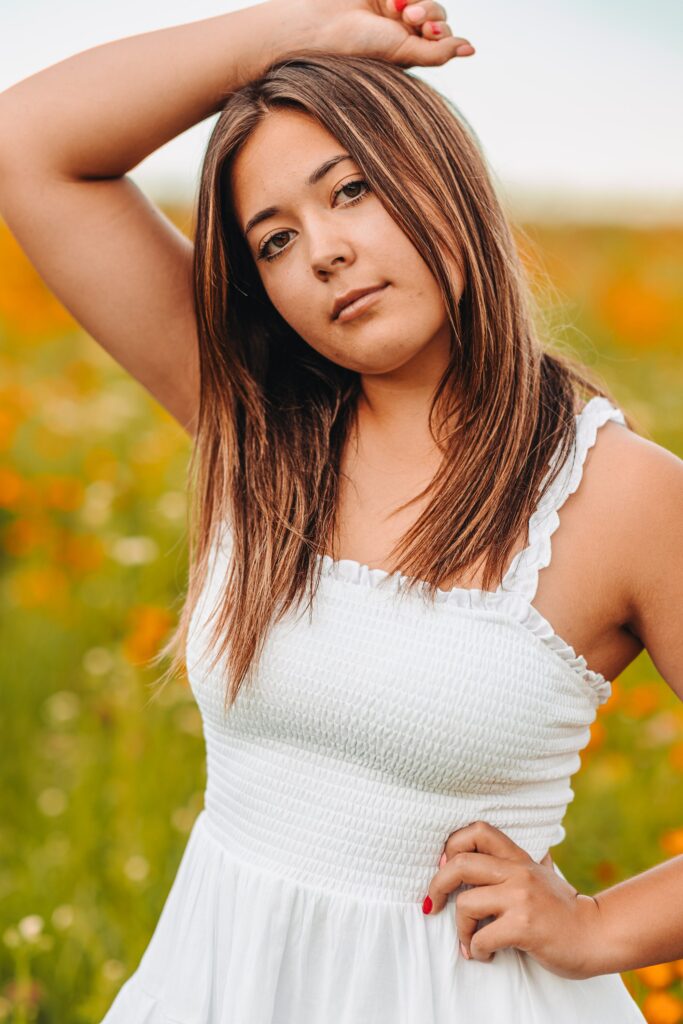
[0,0,472,437]
[0,1,321,438]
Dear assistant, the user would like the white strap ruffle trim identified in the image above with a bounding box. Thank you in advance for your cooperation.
[499,396,626,604]
[316,396,627,708]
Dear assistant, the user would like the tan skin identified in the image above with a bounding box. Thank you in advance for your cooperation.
[1,0,681,980]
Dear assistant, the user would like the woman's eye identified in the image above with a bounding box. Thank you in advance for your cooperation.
[336,179,368,203]
[257,231,290,262]
[255,179,371,263]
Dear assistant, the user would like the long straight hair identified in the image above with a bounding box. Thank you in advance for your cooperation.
[151,50,633,711]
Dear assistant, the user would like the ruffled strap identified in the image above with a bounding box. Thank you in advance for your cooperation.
[498,396,627,604]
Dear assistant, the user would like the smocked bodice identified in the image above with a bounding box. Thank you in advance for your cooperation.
[185,397,626,905]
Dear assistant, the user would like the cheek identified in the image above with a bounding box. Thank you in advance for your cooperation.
[268,283,320,338]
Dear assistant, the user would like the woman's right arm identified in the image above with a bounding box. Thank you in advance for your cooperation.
[0,1,319,438]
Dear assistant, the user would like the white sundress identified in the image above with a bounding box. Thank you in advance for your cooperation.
[100,396,647,1023]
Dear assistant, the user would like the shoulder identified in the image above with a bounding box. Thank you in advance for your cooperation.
[582,413,682,507]
[583,414,683,698]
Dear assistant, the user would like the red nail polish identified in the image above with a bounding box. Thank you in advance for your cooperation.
[430,22,441,34]
[394,0,408,10]
[422,895,433,914]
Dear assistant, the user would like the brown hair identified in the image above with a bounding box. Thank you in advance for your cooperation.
[150,50,634,711]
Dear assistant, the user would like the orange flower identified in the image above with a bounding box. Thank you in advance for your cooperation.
[636,963,676,989]
[642,990,683,1024]
[123,605,175,665]
[42,475,85,511]
[660,829,683,858]
[3,517,55,557]
[0,406,18,450]
[585,718,606,753]
[623,684,661,719]
[593,860,618,885]
[14,478,41,514]
[0,465,24,507]
[601,678,622,713]
[58,533,106,573]
[597,274,677,348]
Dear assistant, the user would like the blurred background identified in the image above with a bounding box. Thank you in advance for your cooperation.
[1,1,682,1022]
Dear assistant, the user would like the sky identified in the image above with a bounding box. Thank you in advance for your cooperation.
[1,0,682,222]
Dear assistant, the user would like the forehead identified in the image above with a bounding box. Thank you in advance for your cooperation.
[230,110,349,228]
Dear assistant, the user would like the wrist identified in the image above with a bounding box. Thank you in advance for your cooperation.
[229,0,325,87]
[575,892,625,979]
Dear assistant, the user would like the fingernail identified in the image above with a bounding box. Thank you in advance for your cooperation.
[439,852,447,868]
[422,895,433,914]
[429,22,442,34]
[405,4,426,21]
[394,0,408,11]
[460,941,470,960]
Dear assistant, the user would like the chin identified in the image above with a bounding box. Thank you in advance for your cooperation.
[349,353,420,375]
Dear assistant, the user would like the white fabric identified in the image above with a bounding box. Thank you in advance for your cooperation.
[101,396,646,1022]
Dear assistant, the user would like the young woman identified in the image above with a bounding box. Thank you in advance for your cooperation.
[1,0,680,1020]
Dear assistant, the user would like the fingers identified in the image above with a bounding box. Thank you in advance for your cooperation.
[396,32,474,67]
[395,0,474,50]
[404,2,447,42]
[443,821,533,865]
[425,851,508,915]
[467,916,519,963]
[455,886,502,960]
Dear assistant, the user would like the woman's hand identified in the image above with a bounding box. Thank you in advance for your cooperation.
[424,821,605,980]
[279,0,475,70]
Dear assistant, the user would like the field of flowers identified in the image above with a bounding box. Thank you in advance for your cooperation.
[0,208,681,1023]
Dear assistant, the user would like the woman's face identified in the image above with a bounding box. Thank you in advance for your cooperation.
[230,109,464,378]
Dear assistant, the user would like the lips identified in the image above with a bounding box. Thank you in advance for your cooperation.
[332,284,387,320]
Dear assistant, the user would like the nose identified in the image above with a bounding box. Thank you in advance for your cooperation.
[306,217,357,277]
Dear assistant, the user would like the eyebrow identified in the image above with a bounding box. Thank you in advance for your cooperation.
[243,153,355,237]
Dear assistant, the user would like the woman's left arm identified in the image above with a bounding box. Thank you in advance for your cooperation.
[425,433,683,979]
[583,431,683,975]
